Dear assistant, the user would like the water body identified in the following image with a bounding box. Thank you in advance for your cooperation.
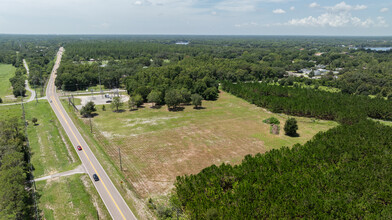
[364,47,392,51]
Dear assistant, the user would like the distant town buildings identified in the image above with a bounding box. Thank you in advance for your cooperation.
[287,64,340,79]
[175,41,190,45]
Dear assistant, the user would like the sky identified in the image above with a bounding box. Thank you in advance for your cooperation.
[0,0,391,36]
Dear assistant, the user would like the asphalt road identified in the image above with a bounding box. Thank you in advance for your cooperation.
[46,47,137,220]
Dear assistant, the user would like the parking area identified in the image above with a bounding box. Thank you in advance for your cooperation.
[75,94,129,109]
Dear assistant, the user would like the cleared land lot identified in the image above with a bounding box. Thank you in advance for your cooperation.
[85,91,338,198]
[0,101,109,218]
[0,64,16,101]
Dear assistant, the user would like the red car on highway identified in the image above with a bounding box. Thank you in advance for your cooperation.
[77,145,82,151]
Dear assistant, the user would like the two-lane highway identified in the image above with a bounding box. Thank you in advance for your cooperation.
[46,47,137,220]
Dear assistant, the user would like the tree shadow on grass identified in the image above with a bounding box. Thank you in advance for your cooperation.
[112,109,126,113]
[168,106,185,112]
[286,133,300,137]
[193,106,206,110]
[90,113,99,117]
[150,105,162,109]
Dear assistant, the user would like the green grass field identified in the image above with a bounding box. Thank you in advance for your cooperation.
[0,101,109,218]
[36,174,109,220]
[72,91,338,199]
[0,64,16,101]
[25,101,81,177]
[0,63,34,103]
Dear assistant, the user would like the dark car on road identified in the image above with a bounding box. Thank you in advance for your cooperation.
[93,174,99,181]
[77,145,82,151]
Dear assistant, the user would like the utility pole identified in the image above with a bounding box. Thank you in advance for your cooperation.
[35,86,38,104]
[99,71,103,98]
[119,147,122,171]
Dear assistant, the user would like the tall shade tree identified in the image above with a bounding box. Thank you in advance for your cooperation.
[147,90,162,107]
[128,97,137,110]
[111,96,123,112]
[179,88,191,104]
[191,94,203,109]
[133,94,144,107]
[165,89,183,110]
[80,101,96,117]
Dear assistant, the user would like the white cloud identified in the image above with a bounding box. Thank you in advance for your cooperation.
[285,2,376,28]
[290,6,295,11]
[288,14,366,27]
[215,0,255,12]
[380,8,389,13]
[235,22,259,28]
[309,2,320,8]
[376,17,388,27]
[325,2,367,12]
[134,1,142,5]
[273,9,286,14]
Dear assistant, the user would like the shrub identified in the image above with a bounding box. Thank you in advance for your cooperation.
[284,118,298,136]
[203,87,219,100]
[263,117,280,125]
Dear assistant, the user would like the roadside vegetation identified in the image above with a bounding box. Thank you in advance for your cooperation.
[36,174,109,219]
[0,117,35,219]
[61,99,149,219]
[0,99,109,218]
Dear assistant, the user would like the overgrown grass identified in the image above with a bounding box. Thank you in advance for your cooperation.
[36,174,110,220]
[0,101,109,218]
[71,91,337,201]
[24,101,80,177]
[0,64,16,100]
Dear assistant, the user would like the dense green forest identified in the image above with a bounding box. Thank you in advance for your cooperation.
[0,118,34,219]
[0,35,58,97]
[52,36,392,100]
[222,82,392,124]
[173,120,392,219]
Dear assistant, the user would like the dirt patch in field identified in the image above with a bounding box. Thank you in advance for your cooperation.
[90,91,337,200]
[102,116,266,197]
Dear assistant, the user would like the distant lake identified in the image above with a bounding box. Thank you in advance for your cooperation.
[364,47,392,51]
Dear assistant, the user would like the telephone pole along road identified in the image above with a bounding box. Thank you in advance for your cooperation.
[46,47,137,220]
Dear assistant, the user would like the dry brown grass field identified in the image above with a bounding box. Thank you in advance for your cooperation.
[81,91,337,199]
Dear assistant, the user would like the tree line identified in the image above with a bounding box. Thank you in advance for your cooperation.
[173,120,392,219]
[222,82,392,124]
[55,37,392,102]
[0,118,35,219]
